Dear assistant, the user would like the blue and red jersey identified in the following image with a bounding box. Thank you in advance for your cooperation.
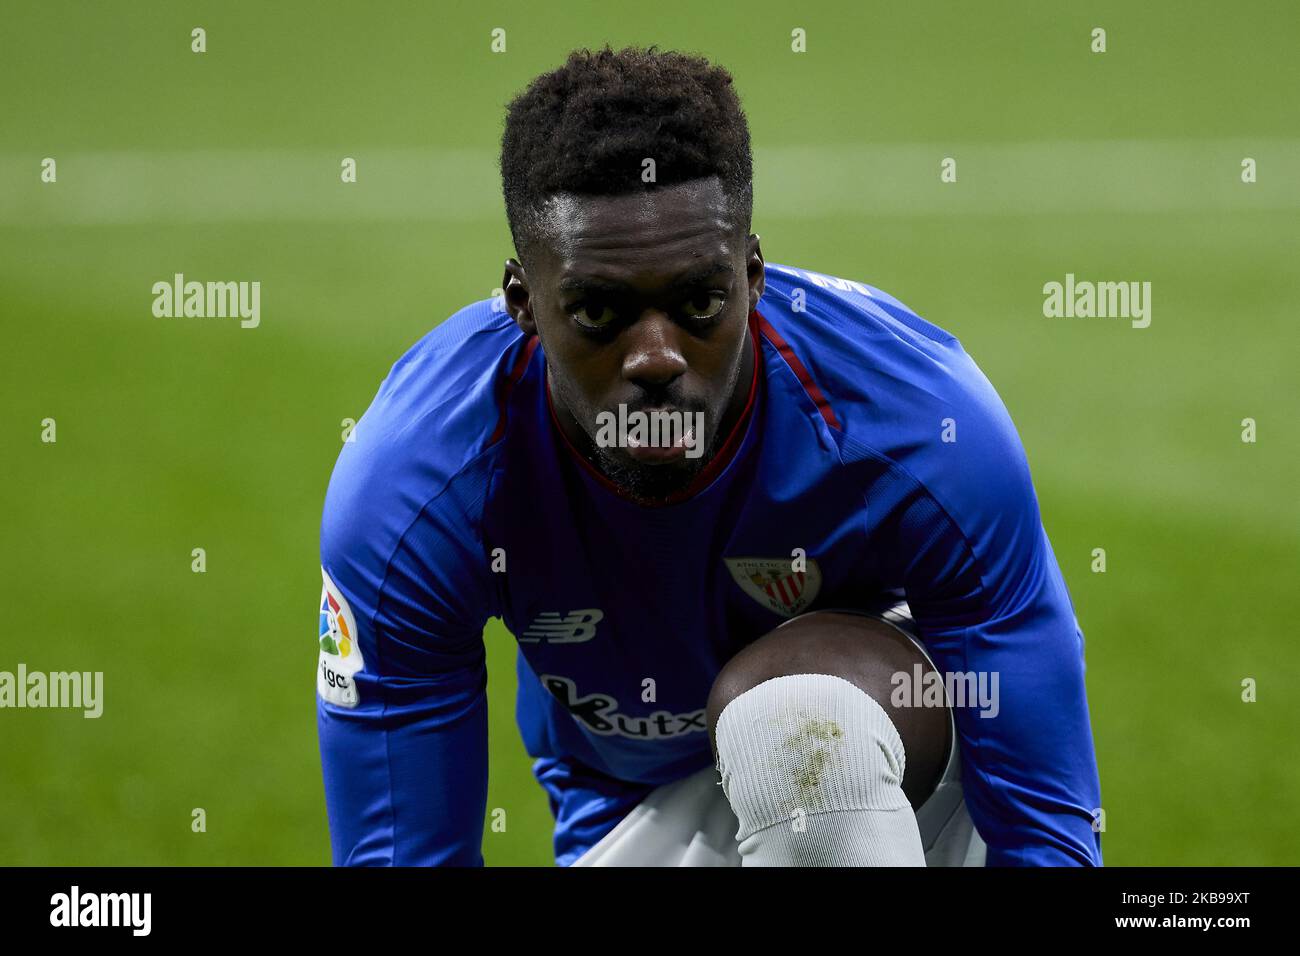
[316,262,1104,866]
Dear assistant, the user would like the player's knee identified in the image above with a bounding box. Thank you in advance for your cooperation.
[707,611,948,807]
[712,672,924,866]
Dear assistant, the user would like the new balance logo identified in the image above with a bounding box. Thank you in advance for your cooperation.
[520,608,604,644]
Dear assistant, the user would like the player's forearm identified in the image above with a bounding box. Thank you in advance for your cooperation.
[317,692,489,866]
[912,551,1104,865]
[952,613,1105,866]
[969,777,1104,866]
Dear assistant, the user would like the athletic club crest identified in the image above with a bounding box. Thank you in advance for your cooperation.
[724,556,822,618]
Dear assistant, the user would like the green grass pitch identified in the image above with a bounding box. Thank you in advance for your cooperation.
[1,0,1297,865]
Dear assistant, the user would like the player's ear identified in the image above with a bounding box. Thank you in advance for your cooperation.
[746,234,765,313]
[502,259,537,336]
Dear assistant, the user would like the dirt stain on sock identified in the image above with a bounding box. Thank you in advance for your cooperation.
[784,716,844,800]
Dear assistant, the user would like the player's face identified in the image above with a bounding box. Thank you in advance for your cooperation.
[503,177,765,504]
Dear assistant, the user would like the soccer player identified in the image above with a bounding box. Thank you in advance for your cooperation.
[315,46,1103,866]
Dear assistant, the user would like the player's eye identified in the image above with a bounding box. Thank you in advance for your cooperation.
[682,291,727,320]
[568,301,618,331]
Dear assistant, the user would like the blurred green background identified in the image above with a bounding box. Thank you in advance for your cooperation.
[2,0,1297,865]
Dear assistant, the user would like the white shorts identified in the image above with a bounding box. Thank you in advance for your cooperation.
[573,604,987,867]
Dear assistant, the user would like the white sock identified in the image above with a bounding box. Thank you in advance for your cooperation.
[715,673,926,866]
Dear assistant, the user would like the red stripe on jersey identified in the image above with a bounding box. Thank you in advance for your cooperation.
[490,335,539,445]
[753,308,841,430]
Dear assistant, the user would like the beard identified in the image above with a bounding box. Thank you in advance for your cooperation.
[547,354,741,506]
[587,423,722,504]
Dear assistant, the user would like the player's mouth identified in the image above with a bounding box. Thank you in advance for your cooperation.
[624,424,696,463]
[602,404,706,464]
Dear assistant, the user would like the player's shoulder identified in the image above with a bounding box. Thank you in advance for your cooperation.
[758,261,969,417]
[758,261,1033,507]
[365,296,529,452]
[761,262,960,353]
[321,298,528,571]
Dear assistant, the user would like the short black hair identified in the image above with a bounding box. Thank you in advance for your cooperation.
[500,45,754,264]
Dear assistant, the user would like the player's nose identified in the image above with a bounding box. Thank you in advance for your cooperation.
[621,310,688,389]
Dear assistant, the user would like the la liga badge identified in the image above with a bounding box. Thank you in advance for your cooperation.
[318,567,365,708]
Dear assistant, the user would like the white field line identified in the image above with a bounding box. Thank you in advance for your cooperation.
[1,140,1297,224]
